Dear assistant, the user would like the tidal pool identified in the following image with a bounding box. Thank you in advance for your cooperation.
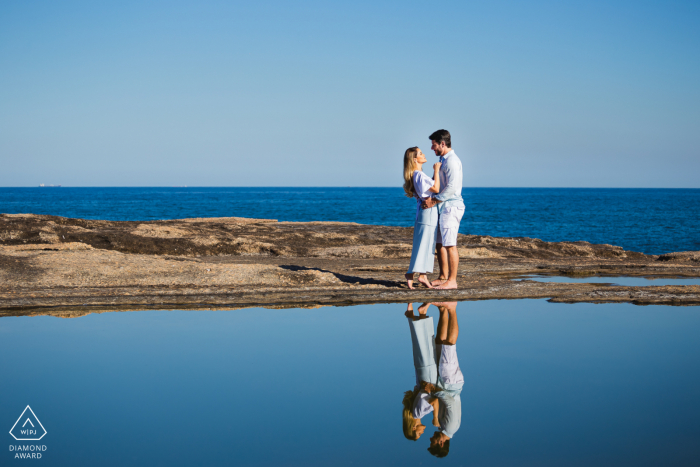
[1,300,699,466]
[516,275,700,287]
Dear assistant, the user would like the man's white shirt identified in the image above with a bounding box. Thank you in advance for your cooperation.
[433,150,464,209]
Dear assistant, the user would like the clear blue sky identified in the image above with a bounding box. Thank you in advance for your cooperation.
[1,0,698,187]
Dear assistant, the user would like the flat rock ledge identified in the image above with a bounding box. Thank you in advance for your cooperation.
[1,213,699,318]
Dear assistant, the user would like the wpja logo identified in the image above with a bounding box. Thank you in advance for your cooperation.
[8,406,47,460]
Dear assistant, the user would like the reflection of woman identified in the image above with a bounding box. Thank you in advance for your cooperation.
[402,303,440,440]
[403,147,441,289]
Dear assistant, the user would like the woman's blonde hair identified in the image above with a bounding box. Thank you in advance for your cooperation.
[403,147,420,198]
[402,389,420,440]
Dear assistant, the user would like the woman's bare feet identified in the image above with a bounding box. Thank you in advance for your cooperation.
[405,273,414,289]
[417,274,433,288]
[405,303,415,318]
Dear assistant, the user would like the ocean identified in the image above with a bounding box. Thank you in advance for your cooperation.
[1,187,698,255]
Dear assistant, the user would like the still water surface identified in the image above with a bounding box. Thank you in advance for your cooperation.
[2,300,699,466]
[517,276,700,287]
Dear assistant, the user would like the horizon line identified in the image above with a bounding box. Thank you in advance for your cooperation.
[1,186,699,190]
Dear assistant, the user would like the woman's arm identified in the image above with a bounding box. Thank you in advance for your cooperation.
[430,397,440,427]
[428,162,441,193]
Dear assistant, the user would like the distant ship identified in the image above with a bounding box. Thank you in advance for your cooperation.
[39,184,61,187]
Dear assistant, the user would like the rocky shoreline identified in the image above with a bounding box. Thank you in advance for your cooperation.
[1,213,699,317]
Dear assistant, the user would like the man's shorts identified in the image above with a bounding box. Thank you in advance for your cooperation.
[437,204,465,247]
[439,344,464,386]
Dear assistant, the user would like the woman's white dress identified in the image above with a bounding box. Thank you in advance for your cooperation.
[407,171,438,274]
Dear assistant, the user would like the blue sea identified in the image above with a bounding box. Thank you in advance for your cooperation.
[1,187,699,255]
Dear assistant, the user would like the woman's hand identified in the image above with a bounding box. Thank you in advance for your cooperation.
[429,162,442,193]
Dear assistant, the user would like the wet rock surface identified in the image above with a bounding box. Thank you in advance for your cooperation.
[1,213,699,317]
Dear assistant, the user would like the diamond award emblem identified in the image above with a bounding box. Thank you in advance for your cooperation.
[9,406,47,441]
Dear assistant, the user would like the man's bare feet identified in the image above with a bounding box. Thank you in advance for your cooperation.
[405,273,414,289]
[434,280,458,290]
[417,275,433,288]
[431,278,447,287]
[432,301,457,306]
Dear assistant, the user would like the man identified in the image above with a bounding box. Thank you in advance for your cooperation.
[421,129,465,290]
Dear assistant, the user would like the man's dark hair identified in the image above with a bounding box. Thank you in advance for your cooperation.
[429,129,451,148]
[427,439,450,458]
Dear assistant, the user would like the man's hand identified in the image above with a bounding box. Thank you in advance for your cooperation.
[421,197,437,209]
[421,381,437,394]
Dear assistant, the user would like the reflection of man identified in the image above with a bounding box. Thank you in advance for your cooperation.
[422,301,463,458]
[421,130,465,290]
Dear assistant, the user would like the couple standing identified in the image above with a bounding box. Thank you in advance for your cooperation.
[403,129,464,290]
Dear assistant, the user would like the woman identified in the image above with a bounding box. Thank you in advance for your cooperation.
[403,147,441,289]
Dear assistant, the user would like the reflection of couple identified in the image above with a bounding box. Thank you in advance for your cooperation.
[403,129,465,290]
[402,302,463,458]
